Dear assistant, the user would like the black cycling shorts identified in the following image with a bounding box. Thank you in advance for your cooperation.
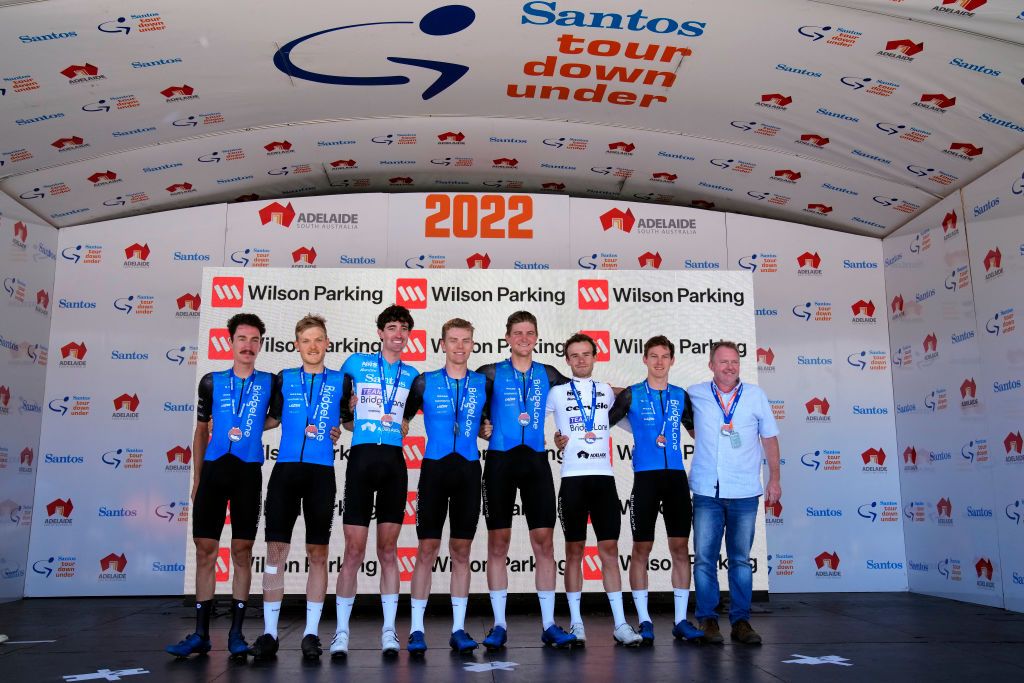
[263,462,337,545]
[342,444,408,526]
[416,453,482,540]
[192,454,263,541]
[482,445,556,531]
[558,474,621,543]
[630,469,692,542]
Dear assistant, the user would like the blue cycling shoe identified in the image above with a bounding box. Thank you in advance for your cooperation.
[165,632,212,658]
[541,624,577,649]
[671,620,705,641]
[482,625,507,651]
[638,620,655,646]
[449,629,478,653]
[407,630,427,655]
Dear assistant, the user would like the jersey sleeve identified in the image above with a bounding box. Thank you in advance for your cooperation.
[267,371,284,421]
[608,386,631,426]
[476,363,496,420]
[339,373,355,424]
[404,374,426,420]
[681,390,694,431]
[195,373,214,423]
[545,364,570,387]
[545,384,558,414]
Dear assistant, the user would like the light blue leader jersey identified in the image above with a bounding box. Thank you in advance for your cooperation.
[476,360,569,452]
[339,352,419,447]
[271,367,345,466]
[197,369,278,464]
[403,369,488,461]
[608,382,693,472]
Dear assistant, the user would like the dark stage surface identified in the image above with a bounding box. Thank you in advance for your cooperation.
[1,593,1023,682]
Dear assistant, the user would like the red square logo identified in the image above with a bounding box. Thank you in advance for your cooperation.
[396,278,428,309]
[404,491,417,525]
[582,545,603,580]
[402,436,425,469]
[216,547,231,582]
[208,328,233,360]
[580,330,611,362]
[577,280,609,310]
[397,546,417,582]
[211,276,244,307]
[402,329,427,361]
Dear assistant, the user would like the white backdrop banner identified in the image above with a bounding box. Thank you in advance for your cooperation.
[728,213,905,592]
[961,149,1024,612]
[0,212,56,600]
[24,204,225,597]
[188,267,761,595]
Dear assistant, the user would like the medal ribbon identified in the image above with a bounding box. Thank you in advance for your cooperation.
[644,381,670,440]
[377,354,403,420]
[300,369,329,427]
[711,382,743,428]
[442,369,470,437]
[229,371,256,432]
[511,360,537,421]
[569,379,597,435]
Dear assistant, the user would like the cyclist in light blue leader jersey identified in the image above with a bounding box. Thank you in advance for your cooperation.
[607,335,704,645]
[402,318,491,655]
[166,313,280,661]
[332,305,420,658]
[250,315,345,662]
[475,310,576,650]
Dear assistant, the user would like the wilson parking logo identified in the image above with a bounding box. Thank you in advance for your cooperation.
[396,279,428,309]
[577,280,609,310]
[208,328,232,360]
[403,436,426,469]
[211,277,244,307]
[402,330,427,361]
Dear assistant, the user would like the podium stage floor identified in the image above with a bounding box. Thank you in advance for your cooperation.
[1,592,1023,681]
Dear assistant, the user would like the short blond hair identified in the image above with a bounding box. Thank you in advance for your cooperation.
[295,313,327,338]
[442,317,474,338]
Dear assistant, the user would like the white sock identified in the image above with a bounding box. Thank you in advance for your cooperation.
[410,598,427,634]
[381,593,399,632]
[452,596,468,633]
[263,600,281,638]
[335,596,355,635]
[607,591,626,629]
[632,590,651,623]
[538,591,556,629]
[304,601,324,636]
[489,589,507,628]
[673,588,690,624]
[567,591,583,625]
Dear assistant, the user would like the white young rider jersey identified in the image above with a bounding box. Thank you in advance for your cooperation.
[545,377,613,478]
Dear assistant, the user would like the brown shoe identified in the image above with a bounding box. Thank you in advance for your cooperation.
[730,620,762,645]
[698,619,724,644]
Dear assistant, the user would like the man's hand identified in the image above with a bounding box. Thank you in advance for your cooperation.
[765,478,782,506]
[554,430,569,451]
[479,419,493,440]
[349,393,358,411]
[401,419,410,438]
[330,425,342,444]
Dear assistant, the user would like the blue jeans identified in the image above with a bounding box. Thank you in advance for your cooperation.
[693,493,759,624]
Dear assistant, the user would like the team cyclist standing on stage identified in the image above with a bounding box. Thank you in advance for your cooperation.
[168,302,780,660]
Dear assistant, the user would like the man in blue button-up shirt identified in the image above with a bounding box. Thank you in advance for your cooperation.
[686,341,781,646]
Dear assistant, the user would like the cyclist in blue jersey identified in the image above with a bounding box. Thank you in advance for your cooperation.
[332,305,420,658]
[607,336,703,645]
[250,315,346,662]
[547,333,643,648]
[402,318,491,655]
[476,310,575,649]
[167,313,281,660]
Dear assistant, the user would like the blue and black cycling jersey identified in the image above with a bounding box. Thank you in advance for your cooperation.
[609,382,693,471]
[476,360,568,452]
[404,369,488,461]
[197,369,280,464]
[339,352,419,447]
[269,367,345,466]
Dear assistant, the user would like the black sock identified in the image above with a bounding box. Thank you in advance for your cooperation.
[195,600,213,638]
[230,599,247,636]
